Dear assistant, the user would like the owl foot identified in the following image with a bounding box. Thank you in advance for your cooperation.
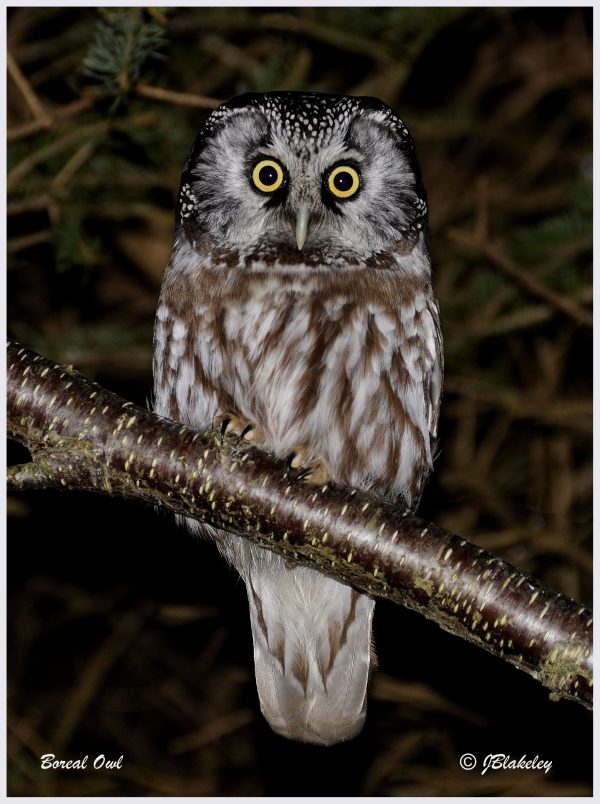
[286,450,330,486]
[219,414,263,446]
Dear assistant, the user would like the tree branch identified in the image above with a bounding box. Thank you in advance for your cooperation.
[448,228,593,328]
[7,341,593,709]
[134,82,222,109]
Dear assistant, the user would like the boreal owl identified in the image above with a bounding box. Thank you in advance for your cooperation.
[153,91,443,746]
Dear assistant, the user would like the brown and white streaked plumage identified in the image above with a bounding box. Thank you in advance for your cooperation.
[153,92,443,745]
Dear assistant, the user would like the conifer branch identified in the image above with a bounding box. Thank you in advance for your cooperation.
[7,341,593,710]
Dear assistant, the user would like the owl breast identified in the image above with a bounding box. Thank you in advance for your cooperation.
[156,272,439,507]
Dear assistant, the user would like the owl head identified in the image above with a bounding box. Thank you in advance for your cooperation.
[176,91,428,263]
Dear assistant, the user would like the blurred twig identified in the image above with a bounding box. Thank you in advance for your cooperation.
[7,49,51,127]
[7,112,155,190]
[7,94,105,142]
[52,610,146,751]
[134,82,221,109]
[448,229,592,328]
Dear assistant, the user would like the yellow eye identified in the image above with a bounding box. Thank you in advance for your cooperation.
[327,165,360,199]
[252,159,285,193]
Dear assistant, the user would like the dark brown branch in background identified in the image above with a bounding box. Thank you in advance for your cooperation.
[7,112,156,190]
[7,49,51,127]
[448,229,593,328]
[6,93,105,143]
[7,341,593,710]
[134,82,222,109]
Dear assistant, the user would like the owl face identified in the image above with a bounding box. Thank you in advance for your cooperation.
[178,92,428,261]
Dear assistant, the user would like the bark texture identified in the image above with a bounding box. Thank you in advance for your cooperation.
[7,340,593,709]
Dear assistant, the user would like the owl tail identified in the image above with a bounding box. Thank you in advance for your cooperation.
[244,557,375,746]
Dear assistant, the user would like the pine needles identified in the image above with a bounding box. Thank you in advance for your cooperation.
[82,8,167,95]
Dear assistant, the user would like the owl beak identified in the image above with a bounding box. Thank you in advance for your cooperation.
[295,201,310,250]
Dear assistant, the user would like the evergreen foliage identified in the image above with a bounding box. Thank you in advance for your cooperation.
[82,8,166,93]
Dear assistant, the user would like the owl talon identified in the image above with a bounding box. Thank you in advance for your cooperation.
[220,417,232,444]
[286,451,330,486]
[219,414,263,446]
[293,466,314,483]
[237,422,255,445]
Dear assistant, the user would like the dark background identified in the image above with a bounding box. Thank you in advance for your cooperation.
[7,7,592,796]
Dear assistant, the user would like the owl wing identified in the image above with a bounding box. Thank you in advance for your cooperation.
[423,295,444,440]
[383,291,443,507]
